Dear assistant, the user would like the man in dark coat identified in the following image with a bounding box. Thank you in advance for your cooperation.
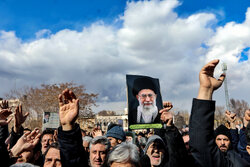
[189,59,250,167]
[57,89,89,167]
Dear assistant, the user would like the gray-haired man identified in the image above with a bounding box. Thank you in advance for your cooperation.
[89,136,110,167]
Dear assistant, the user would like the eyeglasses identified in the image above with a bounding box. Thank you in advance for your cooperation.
[139,93,155,99]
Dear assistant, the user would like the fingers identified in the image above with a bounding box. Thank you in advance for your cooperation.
[58,94,64,107]
[0,109,12,118]
[159,108,169,114]
[0,100,9,109]
[0,116,13,126]
[24,112,29,117]
[200,59,220,78]
[23,130,31,138]
[63,89,71,103]
[27,128,40,141]
[6,117,13,124]
[59,89,79,107]
[160,112,173,125]
[159,101,173,113]
[19,104,22,115]
[215,73,226,88]
[201,59,219,71]
[225,110,231,115]
[69,90,77,100]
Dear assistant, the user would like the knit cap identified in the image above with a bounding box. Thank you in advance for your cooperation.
[106,126,126,141]
[214,124,232,141]
[144,135,166,153]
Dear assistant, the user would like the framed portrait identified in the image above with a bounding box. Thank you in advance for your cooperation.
[126,74,163,130]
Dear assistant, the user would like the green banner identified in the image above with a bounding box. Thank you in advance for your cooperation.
[129,123,162,129]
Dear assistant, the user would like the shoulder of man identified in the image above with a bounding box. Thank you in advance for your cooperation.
[226,149,250,167]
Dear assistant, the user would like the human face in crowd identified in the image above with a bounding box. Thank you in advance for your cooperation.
[41,134,54,154]
[111,162,136,167]
[137,89,156,110]
[137,135,142,141]
[83,141,90,152]
[215,135,230,152]
[126,136,133,142]
[90,143,107,167]
[146,141,165,167]
[107,137,120,149]
[16,150,34,164]
[43,148,62,167]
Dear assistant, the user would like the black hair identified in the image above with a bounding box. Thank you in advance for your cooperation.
[43,142,60,157]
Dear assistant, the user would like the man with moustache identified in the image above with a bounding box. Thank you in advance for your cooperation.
[132,77,159,124]
[214,125,232,153]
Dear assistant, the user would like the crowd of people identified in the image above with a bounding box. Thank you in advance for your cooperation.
[0,59,250,167]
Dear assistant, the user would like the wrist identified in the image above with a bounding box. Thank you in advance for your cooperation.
[14,125,21,133]
[197,87,213,100]
[230,122,236,129]
[10,145,21,157]
[62,123,74,131]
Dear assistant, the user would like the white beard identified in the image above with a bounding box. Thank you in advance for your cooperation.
[137,98,158,123]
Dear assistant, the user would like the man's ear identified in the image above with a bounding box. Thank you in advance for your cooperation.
[136,95,139,100]
[118,139,122,144]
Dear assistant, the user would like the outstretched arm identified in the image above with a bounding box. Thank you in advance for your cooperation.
[57,89,88,167]
[189,59,225,167]
[10,104,29,148]
[58,89,79,131]
[156,101,189,167]
[10,128,41,157]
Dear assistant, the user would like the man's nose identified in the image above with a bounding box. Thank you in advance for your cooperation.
[46,140,51,145]
[153,147,159,153]
[51,160,57,167]
[97,153,101,159]
[145,96,151,101]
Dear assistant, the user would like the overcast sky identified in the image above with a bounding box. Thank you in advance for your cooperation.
[0,0,250,113]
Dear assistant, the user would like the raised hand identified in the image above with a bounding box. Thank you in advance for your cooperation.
[58,89,79,131]
[225,110,236,123]
[198,59,225,100]
[225,110,236,129]
[160,101,173,113]
[14,104,29,133]
[159,101,173,126]
[92,128,103,138]
[0,100,13,126]
[11,128,41,157]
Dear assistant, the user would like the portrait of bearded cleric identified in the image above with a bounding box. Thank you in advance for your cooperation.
[126,75,163,128]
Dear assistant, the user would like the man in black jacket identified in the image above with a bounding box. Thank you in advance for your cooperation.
[189,59,250,167]
[57,89,89,167]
